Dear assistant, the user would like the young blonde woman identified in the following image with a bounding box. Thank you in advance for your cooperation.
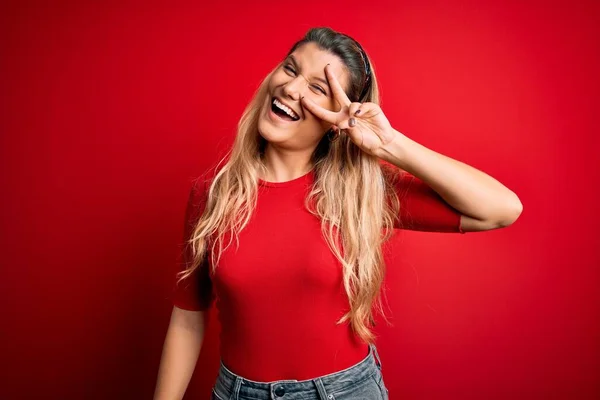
[154,27,523,400]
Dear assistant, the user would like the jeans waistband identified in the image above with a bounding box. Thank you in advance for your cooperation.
[215,343,383,399]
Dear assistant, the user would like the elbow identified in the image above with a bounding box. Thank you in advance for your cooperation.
[498,197,523,228]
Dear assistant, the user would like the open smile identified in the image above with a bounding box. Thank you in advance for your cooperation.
[270,96,301,122]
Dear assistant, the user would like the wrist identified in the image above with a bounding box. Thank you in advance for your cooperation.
[377,129,408,168]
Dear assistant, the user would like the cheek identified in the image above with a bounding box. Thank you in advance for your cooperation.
[303,111,332,133]
[326,97,342,113]
[302,97,336,128]
[270,70,290,87]
[312,95,337,113]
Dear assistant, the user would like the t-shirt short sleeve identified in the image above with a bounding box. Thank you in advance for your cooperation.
[171,178,215,311]
[393,171,465,234]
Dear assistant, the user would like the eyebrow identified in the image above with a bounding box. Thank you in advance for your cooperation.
[288,55,330,89]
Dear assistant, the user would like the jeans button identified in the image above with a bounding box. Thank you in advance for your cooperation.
[274,385,285,396]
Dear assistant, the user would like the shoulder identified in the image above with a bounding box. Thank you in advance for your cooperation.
[185,167,220,223]
[379,161,412,192]
[380,161,430,188]
[189,166,221,203]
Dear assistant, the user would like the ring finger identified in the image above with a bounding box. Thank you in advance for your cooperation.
[348,102,362,117]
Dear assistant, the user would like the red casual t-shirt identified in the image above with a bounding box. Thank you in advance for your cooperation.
[171,167,464,381]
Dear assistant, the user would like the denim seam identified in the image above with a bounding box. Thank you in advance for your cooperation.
[211,387,227,400]
[370,373,389,398]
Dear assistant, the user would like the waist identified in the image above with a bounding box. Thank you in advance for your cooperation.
[219,338,369,381]
[215,343,381,399]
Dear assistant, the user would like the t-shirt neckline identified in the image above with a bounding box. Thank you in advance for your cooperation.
[258,168,315,188]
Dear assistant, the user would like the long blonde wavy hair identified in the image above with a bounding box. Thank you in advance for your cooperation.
[178,27,403,344]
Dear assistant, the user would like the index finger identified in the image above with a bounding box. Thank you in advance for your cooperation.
[325,64,351,108]
[301,96,338,124]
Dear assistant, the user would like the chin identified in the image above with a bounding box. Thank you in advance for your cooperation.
[257,121,290,144]
[258,105,295,142]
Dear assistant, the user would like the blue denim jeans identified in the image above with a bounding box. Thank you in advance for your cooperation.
[211,343,389,400]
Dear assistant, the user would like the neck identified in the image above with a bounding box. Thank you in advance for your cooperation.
[261,144,314,182]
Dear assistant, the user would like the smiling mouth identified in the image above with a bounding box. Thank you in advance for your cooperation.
[271,97,300,121]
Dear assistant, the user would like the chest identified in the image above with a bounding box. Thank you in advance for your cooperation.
[211,188,345,302]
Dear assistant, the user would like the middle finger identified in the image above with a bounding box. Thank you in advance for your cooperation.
[325,64,351,109]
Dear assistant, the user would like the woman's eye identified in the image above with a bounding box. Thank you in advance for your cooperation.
[282,65,325,95]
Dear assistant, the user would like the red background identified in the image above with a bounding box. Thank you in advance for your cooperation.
[1,1,598,399]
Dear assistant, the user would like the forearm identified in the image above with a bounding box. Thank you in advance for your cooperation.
[378,129,522,225]
[154,307,205,400]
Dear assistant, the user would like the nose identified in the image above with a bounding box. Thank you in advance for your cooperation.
[282,75,306,101]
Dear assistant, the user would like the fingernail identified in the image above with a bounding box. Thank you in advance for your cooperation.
[349,118,356,127]
[355,109,361,115]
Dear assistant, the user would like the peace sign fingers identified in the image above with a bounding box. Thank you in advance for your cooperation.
[301,96,339,124]
[324,63,351,109]
[300,64,353,125]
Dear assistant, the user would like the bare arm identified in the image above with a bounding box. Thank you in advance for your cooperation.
[154,306,206,400]
[379,131,523,231]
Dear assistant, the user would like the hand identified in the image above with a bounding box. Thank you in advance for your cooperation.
[301,64,397,157]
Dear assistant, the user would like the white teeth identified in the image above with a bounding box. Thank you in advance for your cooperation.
[273,98,299,120]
